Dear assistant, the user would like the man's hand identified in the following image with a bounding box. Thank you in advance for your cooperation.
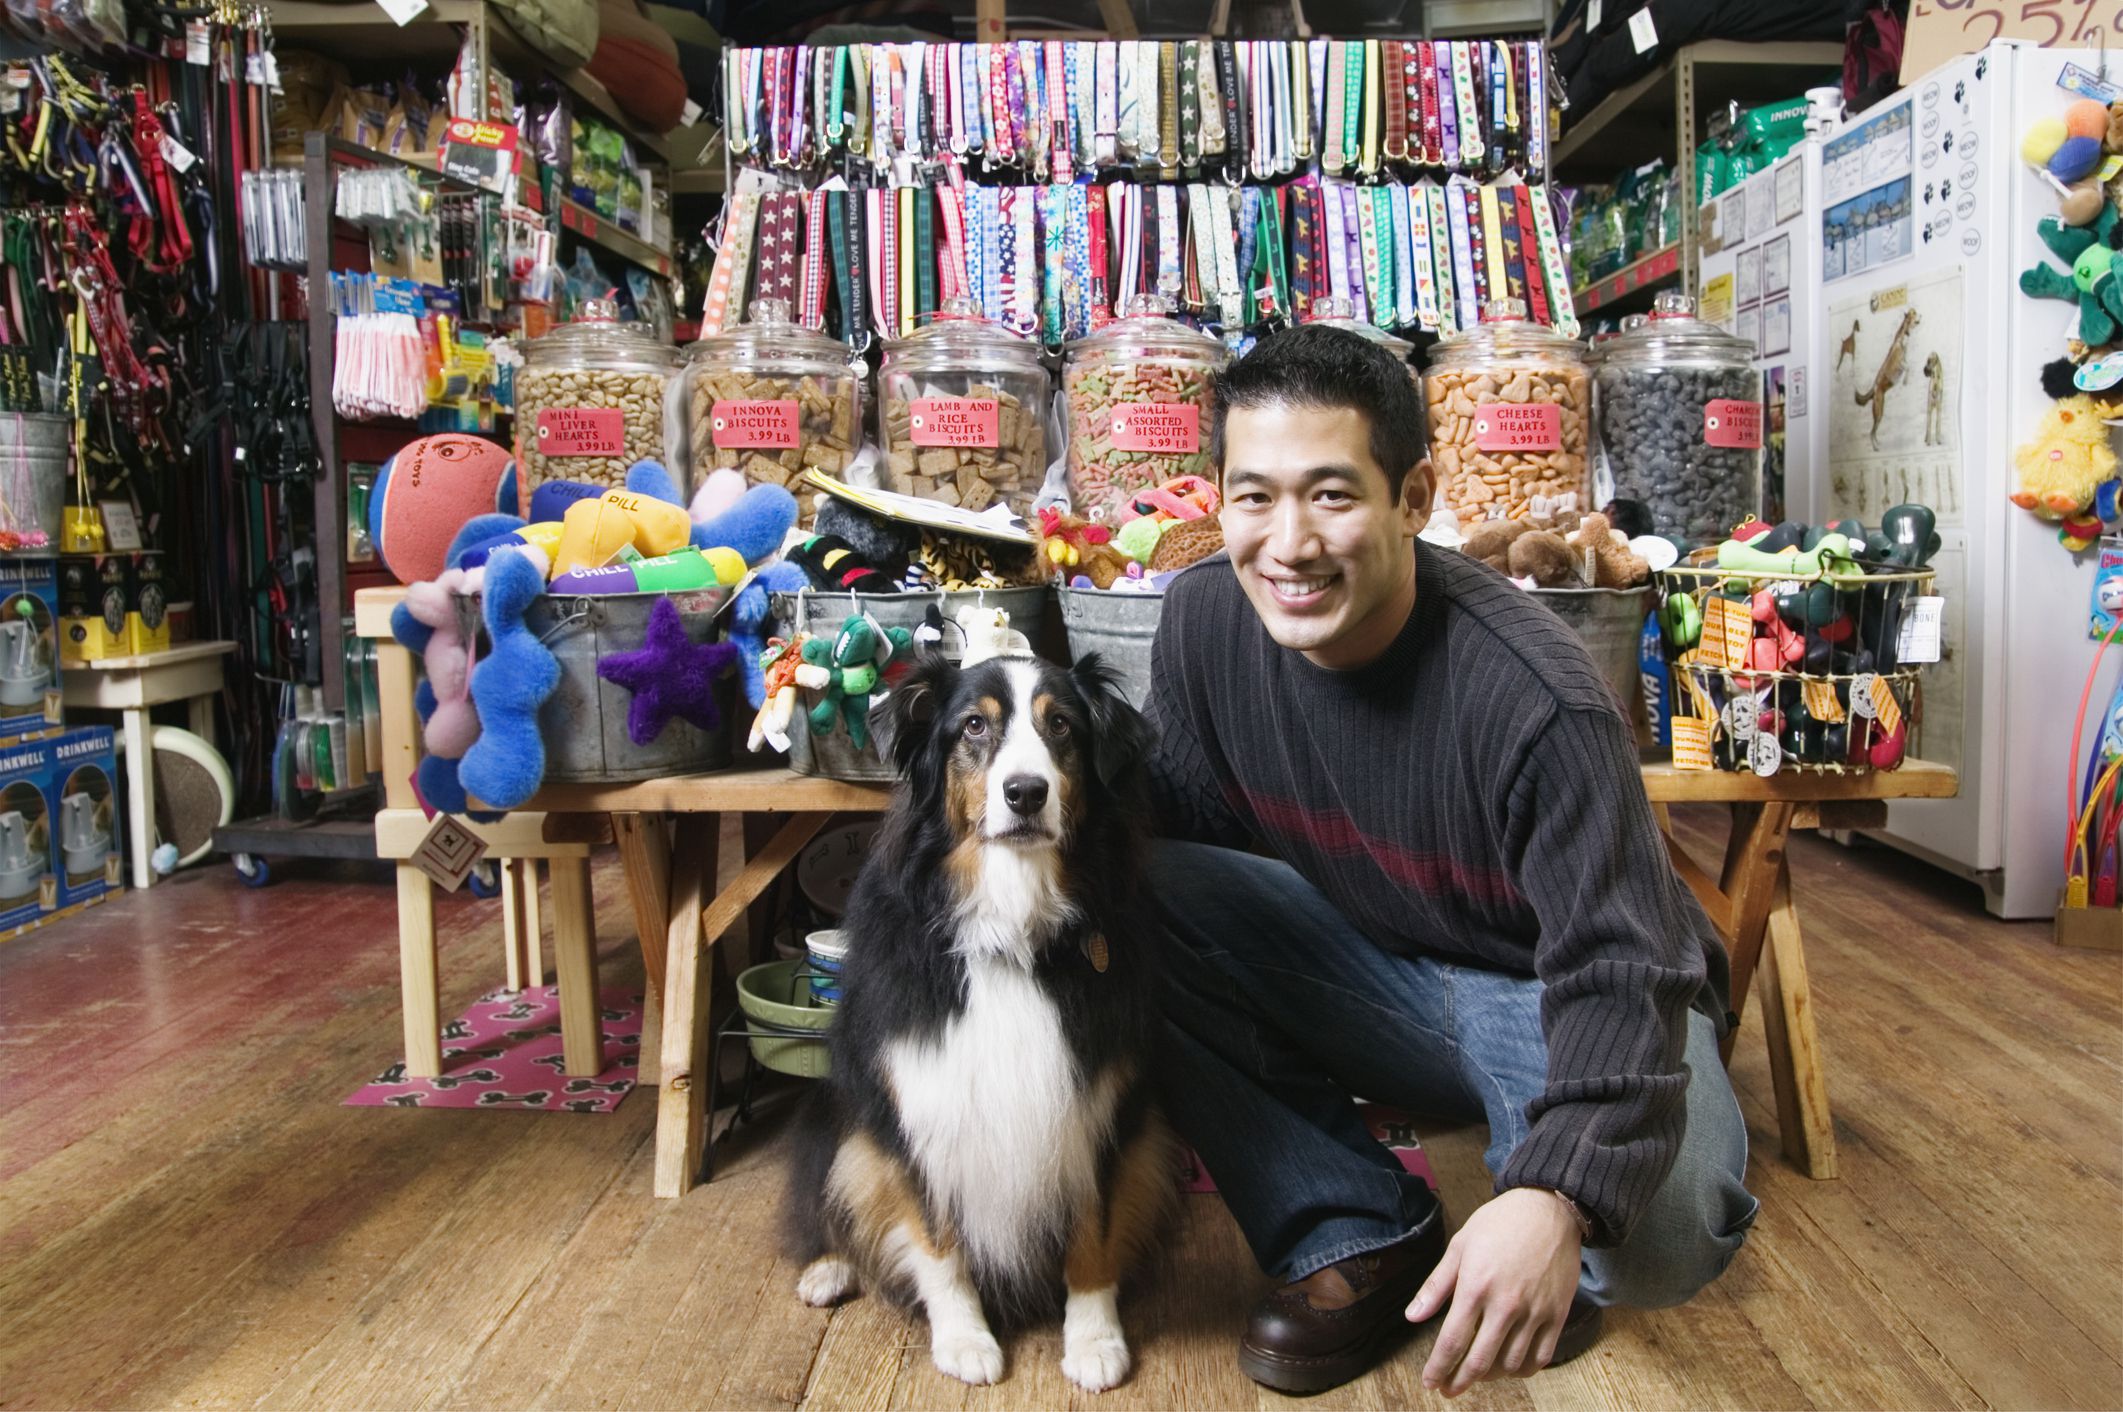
[1404,1188,1582,1396]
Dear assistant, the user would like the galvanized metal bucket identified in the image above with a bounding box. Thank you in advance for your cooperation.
[770,585,1053,782]
[1530,586,1652,726]
[526,585,737,781]
[0,414,70,544]
[1057,587,1164,708]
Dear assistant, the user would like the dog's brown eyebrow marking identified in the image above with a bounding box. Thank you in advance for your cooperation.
[975,696,1002,721]
[1033,693,1058,727]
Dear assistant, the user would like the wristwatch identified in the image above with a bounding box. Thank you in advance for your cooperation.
[1544,1188,1596,1243]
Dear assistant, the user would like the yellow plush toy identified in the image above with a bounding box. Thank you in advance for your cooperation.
[2013,396,2117,517]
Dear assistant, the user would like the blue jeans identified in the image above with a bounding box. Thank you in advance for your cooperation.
[1152,841,1758,1308]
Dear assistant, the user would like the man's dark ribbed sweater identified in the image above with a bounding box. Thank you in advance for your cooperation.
[1146,539,1732,1246]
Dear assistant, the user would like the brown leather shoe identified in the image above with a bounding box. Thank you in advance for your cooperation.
[1236,1220,1449,1395]
[1549,1296,1604,1369]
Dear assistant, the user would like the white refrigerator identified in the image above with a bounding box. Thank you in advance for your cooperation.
[1704,39,2113,919]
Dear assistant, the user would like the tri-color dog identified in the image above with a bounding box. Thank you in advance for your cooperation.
[783,652,1174,1392]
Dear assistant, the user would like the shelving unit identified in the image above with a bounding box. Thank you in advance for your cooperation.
[1555,40,1842,290]
[1572,242,1681,316]
[559,198,675,279]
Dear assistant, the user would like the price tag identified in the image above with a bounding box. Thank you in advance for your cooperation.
[535,407,626,456]
[1802,678,1845,725]
[1111,402,1200,453]
[185,19,210,64]
[1896,596,1944,665]
[1849,671,1880,720]
[374,0,432,25]
[412,813,486,892]
[910,397,1001,448]
[160,132,197,173]
[1750,731,1783,778]
[1627,6,1659,54]
[1474,401,1561,452]
[1723,692,1759,743]
[710,399,801,449]
[1704,398,1763,449]
[1671,715,1714,770]
[1871,679,1904,736]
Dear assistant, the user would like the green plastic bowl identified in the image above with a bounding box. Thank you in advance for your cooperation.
[735,960,833,1079]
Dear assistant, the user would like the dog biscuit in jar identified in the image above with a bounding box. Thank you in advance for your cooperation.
[511,299,684,512]
[685,300,866,528]
[1062,295,1227,524]
[878,300,1050,517]
[1422,299,1592,522]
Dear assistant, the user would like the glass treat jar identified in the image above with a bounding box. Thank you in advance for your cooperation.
[1422,298,1592,521]
[685,299,865,528]
[1061,294,1228,523]
[1591,290,1763,544]
[511,298,683,513]
[878,299,1050,517]
[1304,295,1416,365]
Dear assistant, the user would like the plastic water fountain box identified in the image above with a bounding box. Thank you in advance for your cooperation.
[59,552,167,663]
[0,732,55,933]
[43,726,118,906]
[0,556,60,745]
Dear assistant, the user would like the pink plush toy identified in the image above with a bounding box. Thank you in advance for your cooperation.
[403,569,481,758]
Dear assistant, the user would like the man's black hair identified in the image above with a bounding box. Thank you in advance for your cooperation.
[1208,324,1429,499]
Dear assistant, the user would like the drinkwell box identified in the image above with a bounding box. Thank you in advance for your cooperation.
[0,556,63,745]
[44,726,120,906]
[0,733,60,932]
[60,551,168,662]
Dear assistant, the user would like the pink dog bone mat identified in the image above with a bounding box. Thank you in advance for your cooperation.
[1183,1103,1437,1193]
[345,986,644,1112]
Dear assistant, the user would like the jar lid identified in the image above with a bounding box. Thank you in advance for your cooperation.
[526,296,681,369]
[686,297,857,377]
[883,296,1047,372]
[1303,295,1414,358]
[1592,290,1755,368]
[1063,293,1228,366]
[1426,298,1586,368]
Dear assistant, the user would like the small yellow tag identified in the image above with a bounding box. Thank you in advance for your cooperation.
[1871,678,1904,736]
[1672,716,1714,770]
[1802,679,1844,724]
[1085,933,1109,973]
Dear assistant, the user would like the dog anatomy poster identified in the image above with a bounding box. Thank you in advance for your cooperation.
[1827,268,1969,772]
[1827,270,1964,526]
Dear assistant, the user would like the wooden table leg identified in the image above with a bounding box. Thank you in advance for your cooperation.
[613,811,674,1000]
[548,854,604,1077]
[655,815,717,1198]
[395,863,443,1077]
[122,705,154,890]
[1757,859,1838,1178]
[1720,801,1794,1038]
[501,859,533,992]
[187,693,215,747]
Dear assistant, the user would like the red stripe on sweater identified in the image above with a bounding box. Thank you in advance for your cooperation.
[1232,785,1523,908]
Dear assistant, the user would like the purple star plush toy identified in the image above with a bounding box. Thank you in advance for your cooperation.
[595,597,739,745]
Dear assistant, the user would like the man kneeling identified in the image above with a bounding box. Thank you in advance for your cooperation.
[1146,326,1758,1397]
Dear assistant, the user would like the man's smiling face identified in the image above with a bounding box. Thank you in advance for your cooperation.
[1219,401,1431,671]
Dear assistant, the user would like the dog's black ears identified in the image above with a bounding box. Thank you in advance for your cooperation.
[1070,653,1156,789]
[871,651,959,779]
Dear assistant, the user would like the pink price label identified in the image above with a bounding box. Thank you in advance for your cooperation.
[910,397,1001,448]
[710,399,801,449]
[1473,402,1562,452]
[535,407,625,456]
[1110,402,1200,454]
[1704,399,1763,449]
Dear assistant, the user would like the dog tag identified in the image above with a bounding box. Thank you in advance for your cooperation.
[413,814,486,892]
[1084,933,1110,973]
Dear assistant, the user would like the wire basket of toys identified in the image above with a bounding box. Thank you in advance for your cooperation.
[1653,506,1943,775]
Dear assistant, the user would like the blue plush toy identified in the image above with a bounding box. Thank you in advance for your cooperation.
[621,459,797,567]
[459,546,561,810]
[730,560,812,708]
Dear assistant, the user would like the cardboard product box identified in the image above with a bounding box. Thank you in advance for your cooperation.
[45,726,120,906]
[0,557,62,744]
[129,552,169,655]
[58,553,128,664]
[0,732,59,934]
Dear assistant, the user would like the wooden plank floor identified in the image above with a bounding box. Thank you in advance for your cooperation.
[0,814,2118,1410]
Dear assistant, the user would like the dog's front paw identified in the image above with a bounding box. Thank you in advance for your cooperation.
[1062,1333,1132,1393]
[931,1328,1005,1385]
[796,1256,858,1307]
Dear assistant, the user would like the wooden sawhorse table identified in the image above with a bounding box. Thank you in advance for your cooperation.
[1641,760,1957,1180]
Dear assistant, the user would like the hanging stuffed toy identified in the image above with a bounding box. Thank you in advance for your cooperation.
[594,596,740,745]
[2013,395,2120,550]
[795,614,915,750]
[749,634,810,753]
[2019,207,2123,346]
[395,570,481,813]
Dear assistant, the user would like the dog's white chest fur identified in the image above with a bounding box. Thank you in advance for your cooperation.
[885,953,1111,1279]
